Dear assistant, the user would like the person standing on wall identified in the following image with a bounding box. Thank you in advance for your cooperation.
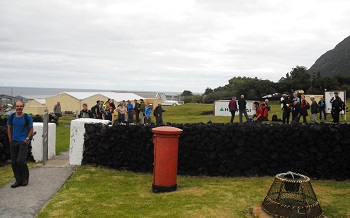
[53,102,62,123]
[228,96,237,123]
[7,101,34,188]
[330,92,343,123]
[238,95,249,123]
[154,103,165,125]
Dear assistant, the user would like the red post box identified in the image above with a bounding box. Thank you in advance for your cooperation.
[152,126,183,193]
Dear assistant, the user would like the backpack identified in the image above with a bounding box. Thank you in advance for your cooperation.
[305,101,310,110]
[272,114,278,122]
[90,105,96,113]
[9,113,29,127]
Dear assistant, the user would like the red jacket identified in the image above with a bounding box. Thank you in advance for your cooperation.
[262,107,268,118]
[256,107,263,118]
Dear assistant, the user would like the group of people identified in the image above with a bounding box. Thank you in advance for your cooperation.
[229,92,345,124]
[228,95,271,123]
[280,92,344,124]
[79,99,165,125]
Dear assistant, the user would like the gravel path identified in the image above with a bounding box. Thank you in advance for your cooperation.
[0,152,75,218]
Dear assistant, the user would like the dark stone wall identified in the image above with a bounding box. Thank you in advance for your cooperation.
[0,116,37,165]
[82,123,350,180]
[0,117,10,165]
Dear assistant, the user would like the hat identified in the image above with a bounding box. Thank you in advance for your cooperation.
[148,103,152,106]
[334,91,338,94]
[261,102,265,106]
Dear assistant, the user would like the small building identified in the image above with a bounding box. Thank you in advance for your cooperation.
[23,99,47,115]
[46,92,145,113]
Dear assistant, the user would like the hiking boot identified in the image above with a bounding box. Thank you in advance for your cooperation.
[11,181,22,188]
[22,178,29,186]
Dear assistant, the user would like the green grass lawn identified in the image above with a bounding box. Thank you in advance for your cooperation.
[37,166,350,218]
[163,101,349,124]
[0,164,13,187]
[56,116,74,155]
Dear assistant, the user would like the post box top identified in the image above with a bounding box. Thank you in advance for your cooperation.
[152,126,183,135]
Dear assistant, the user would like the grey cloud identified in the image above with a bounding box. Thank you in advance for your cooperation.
[1,0,350,92]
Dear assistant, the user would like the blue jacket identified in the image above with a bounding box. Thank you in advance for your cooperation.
[145,107,152,117]
[127,103,134,113]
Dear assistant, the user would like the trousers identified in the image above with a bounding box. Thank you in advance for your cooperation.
[10,141,29,183]
[239,109,249,123]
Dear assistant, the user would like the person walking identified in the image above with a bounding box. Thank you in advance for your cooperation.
[154,103,165,125]
[228,97,237,123]
[53,102,62,123]
[7,101,34,188]
[238,95,249,123]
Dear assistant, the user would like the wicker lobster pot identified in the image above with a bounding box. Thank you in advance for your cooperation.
[261,172,323,218]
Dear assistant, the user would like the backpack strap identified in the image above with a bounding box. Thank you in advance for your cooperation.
[9,113,29,126]
[10,113,15,125]
[24,113,29,126]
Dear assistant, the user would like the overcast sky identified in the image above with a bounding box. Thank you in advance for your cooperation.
[1,0,350,93]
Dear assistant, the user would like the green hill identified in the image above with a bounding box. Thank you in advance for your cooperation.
[308,35,350,76]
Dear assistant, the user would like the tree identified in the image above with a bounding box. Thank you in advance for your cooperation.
[204,87,213,95]
[181,90,193,96]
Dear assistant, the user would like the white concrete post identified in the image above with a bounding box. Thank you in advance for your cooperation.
[69,118,111,165]
[32,122,56,162]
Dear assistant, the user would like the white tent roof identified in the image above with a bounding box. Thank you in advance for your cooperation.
[63,92,145,101]
[33,99,46,104]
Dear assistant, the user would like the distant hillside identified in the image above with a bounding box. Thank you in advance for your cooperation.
[308,35,350,76]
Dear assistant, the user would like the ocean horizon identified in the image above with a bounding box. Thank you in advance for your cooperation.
[0,86,182,99]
